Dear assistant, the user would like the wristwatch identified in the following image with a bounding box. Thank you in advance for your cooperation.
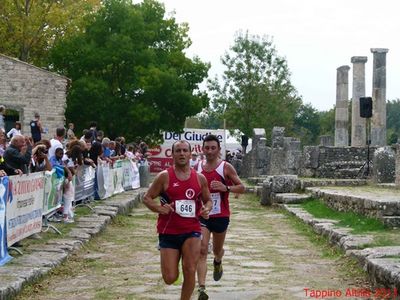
[226,185,230,192]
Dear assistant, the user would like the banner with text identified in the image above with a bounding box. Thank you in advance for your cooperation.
[0,177,12,266]
[43,170,64,216]
[148,128,225,173]
[6,173,44,246]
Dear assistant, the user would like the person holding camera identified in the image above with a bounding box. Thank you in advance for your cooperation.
[31,144,52,173]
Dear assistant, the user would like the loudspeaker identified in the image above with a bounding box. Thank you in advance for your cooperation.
[360,97,372,118]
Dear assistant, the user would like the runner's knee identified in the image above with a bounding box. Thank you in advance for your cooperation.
[163,273,179,285]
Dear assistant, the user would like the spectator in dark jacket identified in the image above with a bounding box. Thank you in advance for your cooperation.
[3,135,33,174]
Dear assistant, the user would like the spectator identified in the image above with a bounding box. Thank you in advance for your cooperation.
[115,137,126,155]
[30,144,51,172]
[139,141,148,156]
[67,123,75,140]
[102,138,112,158]
[48,127,65,158]
[88,121,98,142]
[89,139,103,166]
[80,129,89,141]
[81,131,96,167]
[109,141,116,157]
[7,121,22,139]
[3,135,33,174]
[0,131,7,156]
[189,152,199,168]
[96,130,104,143]
[49,147,64,168]
[125,145,135,160]
[0,105,5,132]
[30,112,44,143]
[1,150,22,176]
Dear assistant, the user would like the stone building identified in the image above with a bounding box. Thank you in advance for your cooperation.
[0,54,69,138]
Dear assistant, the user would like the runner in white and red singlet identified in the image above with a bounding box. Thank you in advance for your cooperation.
[143,140,212,300]
[195,134,245,300]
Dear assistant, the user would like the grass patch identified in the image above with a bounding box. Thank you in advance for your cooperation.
[281,208,342,259]
[300,199,386,234]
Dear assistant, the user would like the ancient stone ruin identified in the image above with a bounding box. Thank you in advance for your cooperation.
[241,47,399,187]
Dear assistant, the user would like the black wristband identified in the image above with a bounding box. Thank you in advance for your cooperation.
[226,185,230,192]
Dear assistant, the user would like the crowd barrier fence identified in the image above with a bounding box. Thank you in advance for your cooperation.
[0,159,140,266]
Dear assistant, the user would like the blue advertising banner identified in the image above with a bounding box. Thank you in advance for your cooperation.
[0,177,12,266]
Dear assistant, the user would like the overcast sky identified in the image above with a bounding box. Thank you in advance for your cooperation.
[160,0,399,111]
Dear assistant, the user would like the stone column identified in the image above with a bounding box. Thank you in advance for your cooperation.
[335,65,350,146]
[351,56,368,147]
[370,48,389,146]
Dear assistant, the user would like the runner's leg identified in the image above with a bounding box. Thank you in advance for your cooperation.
[212,230,227,262]
[181,237,201,300]
[160,248,180,284]
[197,227,211,287]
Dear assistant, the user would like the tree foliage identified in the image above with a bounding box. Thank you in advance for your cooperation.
[0,0,100,65]
[49,0,209,140]
[387,98,400,144]
[207,31,302,138]
[293,103,321,145]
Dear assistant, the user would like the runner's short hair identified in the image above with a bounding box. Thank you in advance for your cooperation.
[171,140,191,153]
[203,134,220,148]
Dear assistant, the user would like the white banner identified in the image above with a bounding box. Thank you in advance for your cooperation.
[148,128,226,173]
[112,160,124,195]
[122,160,140,190]
[6,173,44,246]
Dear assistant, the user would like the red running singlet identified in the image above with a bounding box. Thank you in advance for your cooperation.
[196,161,231,218]
[157,167,203,234]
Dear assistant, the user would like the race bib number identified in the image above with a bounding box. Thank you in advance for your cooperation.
[175,200,196,218]
[210,193,221,215]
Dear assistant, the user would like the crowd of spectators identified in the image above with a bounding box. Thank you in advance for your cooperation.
[0,109,150,223]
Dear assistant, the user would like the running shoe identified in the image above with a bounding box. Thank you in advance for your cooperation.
[213,259,223,281]
[198,287,209,300]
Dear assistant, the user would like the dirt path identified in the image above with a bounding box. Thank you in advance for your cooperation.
[17,193,370,300]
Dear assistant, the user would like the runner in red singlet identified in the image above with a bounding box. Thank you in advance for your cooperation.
[195,134,245,300]
[143,140,212,300]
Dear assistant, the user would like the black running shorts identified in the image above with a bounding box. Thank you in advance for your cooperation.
[158,231,201,250]
[199,217,230,233]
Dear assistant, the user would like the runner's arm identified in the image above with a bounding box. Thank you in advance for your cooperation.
[198,173,212,219]
[143,171,174,214]
[224,162,245,194]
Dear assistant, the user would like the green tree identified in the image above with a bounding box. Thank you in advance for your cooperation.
[318,107,335,136]
[208,31,302,138]
[49,0,209,140]
[293,103,321,145]
[0,0,100,65]
[387,98,400,144]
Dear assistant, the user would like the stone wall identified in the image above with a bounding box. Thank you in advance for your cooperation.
[300,146,375,179]
[241,128,268,177]
[0,54,69,138]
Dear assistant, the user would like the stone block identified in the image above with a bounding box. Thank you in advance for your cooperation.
[260,179,272,205]
[271,175,300,193]
[373,147,396,183]
[271,127,285,148]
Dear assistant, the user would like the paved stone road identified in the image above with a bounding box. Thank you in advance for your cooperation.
[17,194,370,300]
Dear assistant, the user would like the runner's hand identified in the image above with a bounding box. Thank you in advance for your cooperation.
[210,180,226,192]
[158,203,174,215]
[200,206,210,219]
